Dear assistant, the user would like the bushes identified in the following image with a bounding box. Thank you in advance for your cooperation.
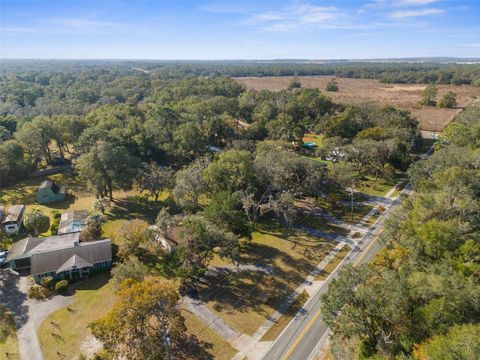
[55,280,69,294]
[40,276,55,289]
[28,284,50,299]
[50,210,61,235]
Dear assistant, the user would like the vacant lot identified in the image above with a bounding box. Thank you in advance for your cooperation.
[235,76,480,131]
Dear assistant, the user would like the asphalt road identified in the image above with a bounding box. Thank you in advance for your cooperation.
[260,184,412,360]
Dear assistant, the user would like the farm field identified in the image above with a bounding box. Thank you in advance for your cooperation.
[235,76,480,132]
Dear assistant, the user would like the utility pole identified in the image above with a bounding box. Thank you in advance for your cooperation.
[157,300,171,360]
[351,178,355,223]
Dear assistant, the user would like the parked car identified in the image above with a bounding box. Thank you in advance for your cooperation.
[0,249,8,267]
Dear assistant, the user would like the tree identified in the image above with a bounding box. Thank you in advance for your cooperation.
[115,220,152,259]
[111,256,149,288]
[266,113,305,143]
[173,158,209,212]
[178,216,240,288]
[288,77,302,90]
[413,324,480,360]
[420,84,438,106]
[79,221,103,242]
[321,265,410,355]
[76,142,140,200]
[138,163,175,202]
[203,150,256,193]
[438,91,457,108]
[23,208,50,235]
[93,197,110,214]
[203,191,249,236]
[326,79,339,92]
[172,122,207,160]
[90,276,186,360]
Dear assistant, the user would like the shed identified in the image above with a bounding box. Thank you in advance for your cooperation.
[1,205,25,235]
[37,180,66,204]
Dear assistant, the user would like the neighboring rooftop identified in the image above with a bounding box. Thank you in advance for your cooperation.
[39,180,64,194]
[1,205,25,224]
[58,210,88,235]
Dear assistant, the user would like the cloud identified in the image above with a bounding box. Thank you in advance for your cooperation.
[396,0,439,5]
[247,4,348,32]
[2,16,124,34]
[390,8,445,18]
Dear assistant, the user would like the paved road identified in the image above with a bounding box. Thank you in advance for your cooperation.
[260,184,412,360]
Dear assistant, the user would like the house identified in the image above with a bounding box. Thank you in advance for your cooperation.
[1,205,25,235]
[58,210,88,235]
[37,180,66,204]
[6,232,112,283]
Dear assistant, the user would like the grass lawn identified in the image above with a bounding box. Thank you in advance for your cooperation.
[182,310,238,360]
[315,198,374,224]
[37,273,116,360]
[315,246,351,281]
[365,210,381,227]
[260,290,309,341]
[296,214,350,237]
[356,176,399,197]
[0,333,20,360]
[390,180,409,199]
[200,219,335,336]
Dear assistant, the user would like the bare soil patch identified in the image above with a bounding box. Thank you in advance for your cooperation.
[235,76,480,131]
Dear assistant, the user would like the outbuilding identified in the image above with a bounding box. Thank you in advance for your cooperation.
[58,210,88,235]
[37,180,66,204]
[1,205,25,235]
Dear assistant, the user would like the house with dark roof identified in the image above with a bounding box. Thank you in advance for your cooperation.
[6,232,112,283]
[58,210,88,235]
[1,205,25,235]
[37,180,66,204]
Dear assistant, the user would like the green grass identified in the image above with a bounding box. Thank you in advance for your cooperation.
[200,218,335,335]
[296,214,350,237]
[315,198,374,224]
[260,290,309,341]
[315,246,351,281]
[182,310,238,360]
[356,176,398,197]
[0,335,20,360]
[38,273,117,360]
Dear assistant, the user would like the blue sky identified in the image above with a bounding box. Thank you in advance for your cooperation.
[1,0,479,59]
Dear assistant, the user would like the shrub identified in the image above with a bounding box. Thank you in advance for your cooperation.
[438,91,457,108]
[40,276,55,289]
[24,208,50,235]
[28,285,50,299]
[55,280,69,294]
[326,79,339,92]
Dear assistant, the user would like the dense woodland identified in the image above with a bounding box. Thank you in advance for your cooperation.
[1,61,479,359]
[322,104,480,359]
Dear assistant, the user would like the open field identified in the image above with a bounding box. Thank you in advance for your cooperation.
[235,76,480,131]
[198,220,336,336]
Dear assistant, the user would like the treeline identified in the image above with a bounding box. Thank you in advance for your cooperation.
[321,103,480,359]
[0,70,419,187]
[1,61,479,119]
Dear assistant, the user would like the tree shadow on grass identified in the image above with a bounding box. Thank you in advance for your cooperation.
[106,196,165,223]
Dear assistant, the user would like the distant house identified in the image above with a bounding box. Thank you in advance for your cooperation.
[58,210,88,235]
[37,180,66,204]
[6,232,112,283]
[1,205,25,235]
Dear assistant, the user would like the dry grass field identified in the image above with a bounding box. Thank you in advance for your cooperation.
[235,76,480,131]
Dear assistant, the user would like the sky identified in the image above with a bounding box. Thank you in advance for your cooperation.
[1,0,480,60]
